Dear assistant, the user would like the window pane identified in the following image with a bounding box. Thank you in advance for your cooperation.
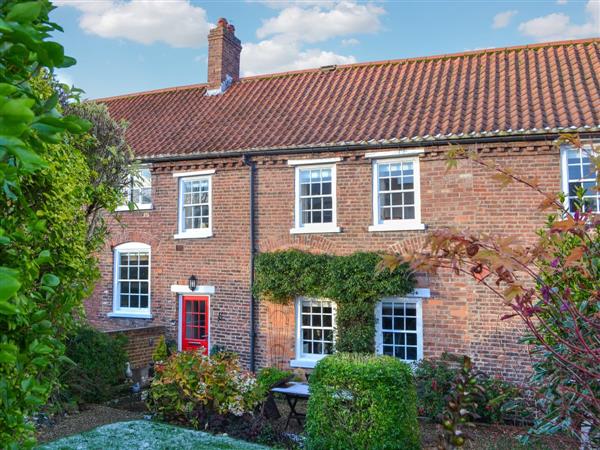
[379,301,419,362]
[300,299,335,357]
[379,164,390,177]
[298,167,335,227]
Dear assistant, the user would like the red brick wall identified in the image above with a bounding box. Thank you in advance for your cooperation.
[106,326,165,369]
[85,139,568,381]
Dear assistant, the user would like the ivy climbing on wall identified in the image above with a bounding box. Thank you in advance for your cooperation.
[253,250,415,353]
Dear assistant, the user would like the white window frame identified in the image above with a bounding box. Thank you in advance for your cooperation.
[375,296,423,363]
[115,165,152,211]
[174,175,213,239]
[369,156,425,232]
[291,297,337,369]
[109,242,152,319]
[290,162,340,234]
[560,144,599,214]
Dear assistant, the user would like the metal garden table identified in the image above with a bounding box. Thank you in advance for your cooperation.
[270,382,310,430]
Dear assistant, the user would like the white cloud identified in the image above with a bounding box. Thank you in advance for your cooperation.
[241,1,382,76]
[492,10,518,29]
[241,36,355,76]
[256,1,384,43]
[341,38,359,46]
[518,0,600,41]
[557,0,568,4]
[240,1,381,76]
[55,0,213,48]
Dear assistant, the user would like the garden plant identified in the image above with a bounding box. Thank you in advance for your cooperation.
[306,353,420,450]
[383,135,599,446]
[0,1,137,447]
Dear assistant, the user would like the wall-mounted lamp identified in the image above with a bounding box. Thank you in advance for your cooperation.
[188,275,197,291]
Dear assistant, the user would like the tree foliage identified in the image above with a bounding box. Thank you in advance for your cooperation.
[64,101,137,239]
[385,135,599,446]
[254,250,415,353]
[0,2,130,447]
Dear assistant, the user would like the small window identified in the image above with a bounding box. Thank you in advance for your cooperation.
[560,146,599,214]
[375,298,423,362]
[292,164,339,233]
[176,175,212,239]
[117,166,152,211]
[370,157,424,231]
[112,242,151,317]
[293,298,336,367]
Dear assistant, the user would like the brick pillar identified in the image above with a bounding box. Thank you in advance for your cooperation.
[207,18,241,89]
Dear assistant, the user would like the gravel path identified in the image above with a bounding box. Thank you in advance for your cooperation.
[36,404,144,444]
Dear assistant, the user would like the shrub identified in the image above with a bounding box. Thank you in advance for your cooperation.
[414,356,457,419]
[306,353,420,450]
[152,336,169,363]
[414,355,527,425]
[256,367,293,395]
[147,351,262,428]
[60,327,129,403]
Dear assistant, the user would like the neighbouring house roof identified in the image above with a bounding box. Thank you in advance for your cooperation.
[100,38,600,159]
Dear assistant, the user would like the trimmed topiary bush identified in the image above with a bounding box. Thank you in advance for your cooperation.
[306,353,420,450]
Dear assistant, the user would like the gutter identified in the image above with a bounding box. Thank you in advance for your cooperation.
[138,132,598,163]
[242,154,256,372]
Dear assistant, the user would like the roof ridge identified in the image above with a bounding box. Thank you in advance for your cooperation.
[240,37,599,82]
[97,82,208,102]
[96,37,599,101]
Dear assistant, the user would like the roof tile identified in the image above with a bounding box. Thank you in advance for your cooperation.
[101,39,600,158]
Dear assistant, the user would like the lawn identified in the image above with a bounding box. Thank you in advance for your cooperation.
[36,420,270,450]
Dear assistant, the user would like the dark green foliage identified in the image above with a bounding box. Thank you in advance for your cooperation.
[0,2,94,446]
[254,250,415,352]
[0,2,132,446]
[61,327,129,403]
[414,356,458,419]
[256,367,293,395]
[306,353,420,450]
[414,355,526,426]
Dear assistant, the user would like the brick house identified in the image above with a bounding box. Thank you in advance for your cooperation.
[86,19,599,380]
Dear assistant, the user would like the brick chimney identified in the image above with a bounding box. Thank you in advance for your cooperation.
[207,18,241,89]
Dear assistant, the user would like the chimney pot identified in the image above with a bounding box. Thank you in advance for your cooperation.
[207,17,242,89]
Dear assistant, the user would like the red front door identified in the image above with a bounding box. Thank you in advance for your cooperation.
[182,295,209,353]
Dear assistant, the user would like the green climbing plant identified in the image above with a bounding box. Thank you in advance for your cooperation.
[253,250,415,352]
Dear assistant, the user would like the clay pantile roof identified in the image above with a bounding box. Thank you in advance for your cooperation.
[100,38,600,159]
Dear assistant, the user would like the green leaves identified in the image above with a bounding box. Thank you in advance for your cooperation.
[6,2,42,23]
[0,269,21,303]
[40,273,59,287]
[254,250,415,354]
[0,1,109,447]
[0,98,35,125]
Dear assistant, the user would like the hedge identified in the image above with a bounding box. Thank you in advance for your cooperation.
[306,353,420,450]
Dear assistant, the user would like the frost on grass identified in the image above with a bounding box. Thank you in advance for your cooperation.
[37,420,270,450]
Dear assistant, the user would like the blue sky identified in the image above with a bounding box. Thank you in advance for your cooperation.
[51,1,599,99]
